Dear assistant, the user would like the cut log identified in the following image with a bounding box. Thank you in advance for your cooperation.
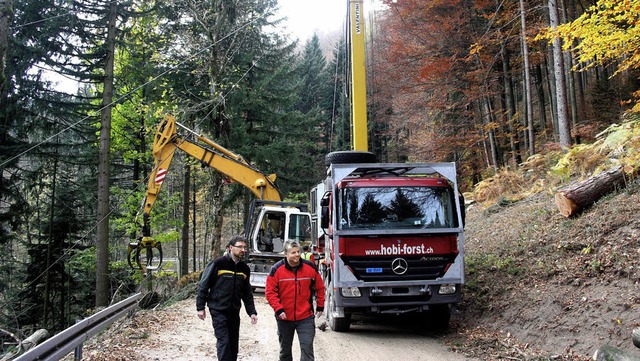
[0,329,49,360]
[555,165,628,218]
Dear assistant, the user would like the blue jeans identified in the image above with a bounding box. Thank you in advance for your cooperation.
[277,315,316,361]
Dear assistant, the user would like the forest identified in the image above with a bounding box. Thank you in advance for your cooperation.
[1,0,639,350]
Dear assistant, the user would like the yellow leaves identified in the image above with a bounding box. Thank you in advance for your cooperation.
[539,0,640,75]
[470,113,640,206]
[473,169,529,203]
[536,0,640,109]
[483,121,500,132]
[469,43,483,56]
[550,142,611,181]
[549,115,640,182]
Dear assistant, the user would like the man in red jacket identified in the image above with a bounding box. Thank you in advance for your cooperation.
[265,240,325,361]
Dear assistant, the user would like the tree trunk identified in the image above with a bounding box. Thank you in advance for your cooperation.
[554,165,628,217]
[545,50,558,134]
[0,0,11,94]
[210,173,225,259]
[44,153,58,328]
[519,0,535,156]
[501,42,522,165]
[567,0,587,142]
[181,163,190,277]
[561,0,579,144]
[534,64,549,138]
[192,170,197,273]
[548,0,572,148]
[482,96,499,171]
[96,1,117,307]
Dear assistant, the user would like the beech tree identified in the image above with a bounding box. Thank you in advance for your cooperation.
[376,0,487,166]
[520,0,535,156]
[548,0,640,112]
[548,0,572,148]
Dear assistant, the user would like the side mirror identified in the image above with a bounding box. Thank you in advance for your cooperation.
[320,196,329,207]
[320,206,329,229]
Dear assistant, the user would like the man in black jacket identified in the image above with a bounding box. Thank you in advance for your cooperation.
[197,235,258,361]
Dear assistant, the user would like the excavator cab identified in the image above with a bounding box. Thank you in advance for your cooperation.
[257,212,285,252]
[244,200,312,287]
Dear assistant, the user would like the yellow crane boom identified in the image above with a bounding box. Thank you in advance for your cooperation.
[349,0,368,152]
[142,114,281,220]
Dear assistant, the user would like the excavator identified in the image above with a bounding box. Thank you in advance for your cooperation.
[128,114,313,287]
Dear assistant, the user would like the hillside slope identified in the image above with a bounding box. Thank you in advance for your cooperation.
[447,179,640,360]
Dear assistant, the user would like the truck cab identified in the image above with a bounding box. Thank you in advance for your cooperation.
[314,160,465,331]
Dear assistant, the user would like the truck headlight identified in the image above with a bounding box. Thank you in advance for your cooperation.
[438,284,456,295]
[341,287,361,297]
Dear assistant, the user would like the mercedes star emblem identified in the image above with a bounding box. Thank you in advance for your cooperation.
[391,258,408,275]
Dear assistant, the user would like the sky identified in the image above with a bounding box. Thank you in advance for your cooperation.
[275,0,348,41]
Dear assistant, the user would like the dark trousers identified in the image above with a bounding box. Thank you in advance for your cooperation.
[277,315,316,361]
[210,309,241,361]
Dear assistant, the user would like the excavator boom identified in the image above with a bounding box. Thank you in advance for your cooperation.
[143,115,281,222]
[131,115,312,288]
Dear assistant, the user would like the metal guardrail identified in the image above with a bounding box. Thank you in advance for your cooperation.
[14,293,142,361]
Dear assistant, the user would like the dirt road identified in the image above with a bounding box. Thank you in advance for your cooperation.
[78,291,476,360]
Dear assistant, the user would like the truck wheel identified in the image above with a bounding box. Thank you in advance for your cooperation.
[324,151,377,166]
[429,304,451,331]
[326,282,351,332]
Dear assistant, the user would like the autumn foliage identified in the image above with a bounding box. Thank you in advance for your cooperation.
[371,0,640,187]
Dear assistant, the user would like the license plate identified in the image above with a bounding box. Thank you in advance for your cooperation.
[250,273,267,288]
[366,268,383,273]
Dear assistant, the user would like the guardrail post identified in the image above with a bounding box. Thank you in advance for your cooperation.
[73,319,83,360]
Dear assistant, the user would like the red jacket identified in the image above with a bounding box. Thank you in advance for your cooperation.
[265,259,325,321]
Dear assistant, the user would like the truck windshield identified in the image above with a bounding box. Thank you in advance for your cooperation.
[338,186,458,230]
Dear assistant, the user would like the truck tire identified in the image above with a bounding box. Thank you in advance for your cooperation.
[324,151,377,166]
[429,304,451,331]
[326,282,351,332]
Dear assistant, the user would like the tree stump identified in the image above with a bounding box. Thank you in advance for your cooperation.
[555,165,628,218]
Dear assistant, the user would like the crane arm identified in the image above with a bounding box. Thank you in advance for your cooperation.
[349,0,368,152]
[141,115,281,234]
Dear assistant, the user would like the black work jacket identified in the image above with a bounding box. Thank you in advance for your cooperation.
[196,254,257,316]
